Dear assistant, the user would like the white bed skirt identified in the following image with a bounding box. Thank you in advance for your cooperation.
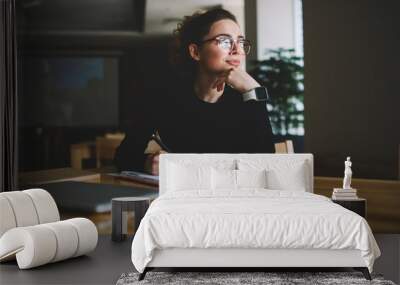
[148,248,366,268]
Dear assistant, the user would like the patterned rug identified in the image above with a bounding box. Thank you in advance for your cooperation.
[116,271,396,285]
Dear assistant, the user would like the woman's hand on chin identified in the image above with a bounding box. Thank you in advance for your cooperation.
[212,67,260,93]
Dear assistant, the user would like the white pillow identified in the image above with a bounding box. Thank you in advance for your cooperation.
[166,159,235,170]
[236,169,267,189]
[211,169,268,190]
[167,162,212,191]
[266,162,307,191]
[211,169,237,190]
[238,159,308,191]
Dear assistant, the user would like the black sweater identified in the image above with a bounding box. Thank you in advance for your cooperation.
[114,84,274,171]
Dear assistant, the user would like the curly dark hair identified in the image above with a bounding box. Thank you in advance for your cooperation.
[170,8,237,79]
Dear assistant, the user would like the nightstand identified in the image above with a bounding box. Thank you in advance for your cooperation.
[332,198,366,218]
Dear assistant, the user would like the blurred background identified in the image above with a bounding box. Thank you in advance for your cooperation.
[16,0,400,181]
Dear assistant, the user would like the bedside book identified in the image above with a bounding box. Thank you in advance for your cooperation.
[333,188,357,193]
[332,187,358,200]
[332,195,359,200]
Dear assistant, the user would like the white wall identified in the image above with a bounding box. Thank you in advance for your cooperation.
[256,0,296,59]
[145,0,244,35]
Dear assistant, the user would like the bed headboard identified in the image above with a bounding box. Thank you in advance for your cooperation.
[159,153,314,195]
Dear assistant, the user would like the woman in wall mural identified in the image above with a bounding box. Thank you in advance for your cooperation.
[115,8,274,175]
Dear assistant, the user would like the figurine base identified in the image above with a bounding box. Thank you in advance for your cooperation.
[332,187,358,200]
[333,188,357,192]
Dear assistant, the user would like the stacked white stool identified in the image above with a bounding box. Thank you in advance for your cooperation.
[0,189,98,269]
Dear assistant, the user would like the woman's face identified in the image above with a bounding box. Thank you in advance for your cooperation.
[196,19,246,74]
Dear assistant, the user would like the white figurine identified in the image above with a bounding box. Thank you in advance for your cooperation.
[343,157,353,189]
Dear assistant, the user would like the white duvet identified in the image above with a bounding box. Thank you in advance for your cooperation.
[131,190,380,273]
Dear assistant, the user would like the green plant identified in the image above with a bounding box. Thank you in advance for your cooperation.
[250,48,304,136]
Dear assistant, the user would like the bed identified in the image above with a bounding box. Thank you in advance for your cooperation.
[131,154,380,280]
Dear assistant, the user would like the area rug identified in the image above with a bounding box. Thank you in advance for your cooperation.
[116,271,396,285]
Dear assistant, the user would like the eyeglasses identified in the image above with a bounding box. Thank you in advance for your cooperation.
[201,34,251,55]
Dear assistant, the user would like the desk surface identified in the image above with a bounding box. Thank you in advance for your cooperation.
[19,168,158,235]
[38,181,158,213]
[19,167,158,190]
[19,168,101,186]
[99,173,158,190]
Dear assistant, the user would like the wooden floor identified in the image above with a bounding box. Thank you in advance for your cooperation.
[0,235,399,285]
